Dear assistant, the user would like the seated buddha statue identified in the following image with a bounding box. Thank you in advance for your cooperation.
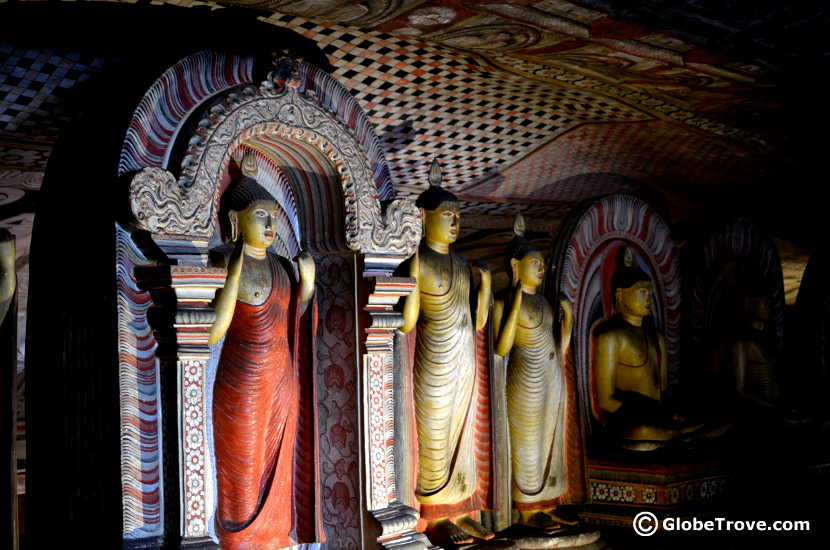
[711,287,783,417]
[592,249,694,450]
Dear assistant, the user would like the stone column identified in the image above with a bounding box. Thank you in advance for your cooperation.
[361,261,437,550]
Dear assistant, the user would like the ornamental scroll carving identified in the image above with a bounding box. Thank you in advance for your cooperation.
[128,71,419,257]
[128,166,211,236]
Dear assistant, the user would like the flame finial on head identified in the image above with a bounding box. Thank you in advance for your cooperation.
[513,213,526,238]
[623,246,634,268]
[612,246,652,291]
[428,158,442,188]
[416,158,458,210]
[241,149,258,178]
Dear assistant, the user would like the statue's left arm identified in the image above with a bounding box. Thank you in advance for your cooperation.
[474,261,491,331]
[559,298,573,358]
[296,250,316,313]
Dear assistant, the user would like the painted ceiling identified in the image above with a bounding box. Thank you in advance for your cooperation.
[1,0,826,289]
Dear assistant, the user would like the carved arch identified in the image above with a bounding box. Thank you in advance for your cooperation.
[552,194,682,433]
[129,63,418,257]
[118,53,420,548]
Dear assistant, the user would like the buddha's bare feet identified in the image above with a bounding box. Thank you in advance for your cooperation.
[622,424,679,442]
[544,508,579,527]
[680,423,705,434]
[521,511,562,531]
[429,518,474,547]
[621,440,664,451]
[454,515,495,540]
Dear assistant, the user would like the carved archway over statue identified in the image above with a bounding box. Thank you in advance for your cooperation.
[116,52,422,549]
[551,194,682,435]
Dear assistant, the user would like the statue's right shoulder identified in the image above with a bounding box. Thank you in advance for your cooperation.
[209,243,235,269]
[593,314,626,339]
[494,287,513,305]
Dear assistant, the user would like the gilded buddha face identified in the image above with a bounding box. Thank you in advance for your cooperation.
[423,201,460,245]
[615,280,653,318]
[234,199,279,250]
[513,251,545,289]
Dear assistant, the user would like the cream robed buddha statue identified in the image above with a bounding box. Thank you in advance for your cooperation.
[400,161,497,548]
[493,217,576,530]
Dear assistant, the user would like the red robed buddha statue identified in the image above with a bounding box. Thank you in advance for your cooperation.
[208,155,317,550]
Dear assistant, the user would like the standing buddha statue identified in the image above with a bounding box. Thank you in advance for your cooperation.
[208,153,316,550]
[400,160,494,547]
[493,216,575,530]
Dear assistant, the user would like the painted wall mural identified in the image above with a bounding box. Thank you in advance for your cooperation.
[314,255,360,548]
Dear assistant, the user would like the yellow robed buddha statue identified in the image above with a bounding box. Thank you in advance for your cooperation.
[493,216,576,530]
[400,161,495,547]
[591,248,694,450]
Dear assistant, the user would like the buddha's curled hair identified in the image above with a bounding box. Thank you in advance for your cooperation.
[224,149,276,212]
[611,247,652,291]
[225,176,276,212]
[504,214,542,275]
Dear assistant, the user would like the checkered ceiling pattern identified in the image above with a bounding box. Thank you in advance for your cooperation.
[463,120,759,202]
[0,45,108,142]
[0,1,778,219]
[271,13,650,195]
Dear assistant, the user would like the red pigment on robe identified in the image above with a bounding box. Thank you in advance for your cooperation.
[213,255,298,550]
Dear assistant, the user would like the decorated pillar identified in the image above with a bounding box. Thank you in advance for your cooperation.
[361,269,432,549]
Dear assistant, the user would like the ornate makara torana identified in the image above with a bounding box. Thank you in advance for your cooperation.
[117,51,424,549]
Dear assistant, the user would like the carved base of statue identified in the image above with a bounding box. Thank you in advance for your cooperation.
[501,518,601,550]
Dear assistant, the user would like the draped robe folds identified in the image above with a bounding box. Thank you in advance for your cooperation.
[213,254,299,550]
[414,246,480,517]
[506,294,567,509]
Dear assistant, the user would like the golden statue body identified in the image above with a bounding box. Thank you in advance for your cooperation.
[493,220,574,529]
[729,294,778,407]
[710,291,780,415]
[591,250,685,449]
[400,167,493,546]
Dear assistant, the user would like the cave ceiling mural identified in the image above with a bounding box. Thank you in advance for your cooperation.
[1,0,826,264]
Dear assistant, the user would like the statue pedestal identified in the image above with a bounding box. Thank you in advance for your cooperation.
[580,453,734,527]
